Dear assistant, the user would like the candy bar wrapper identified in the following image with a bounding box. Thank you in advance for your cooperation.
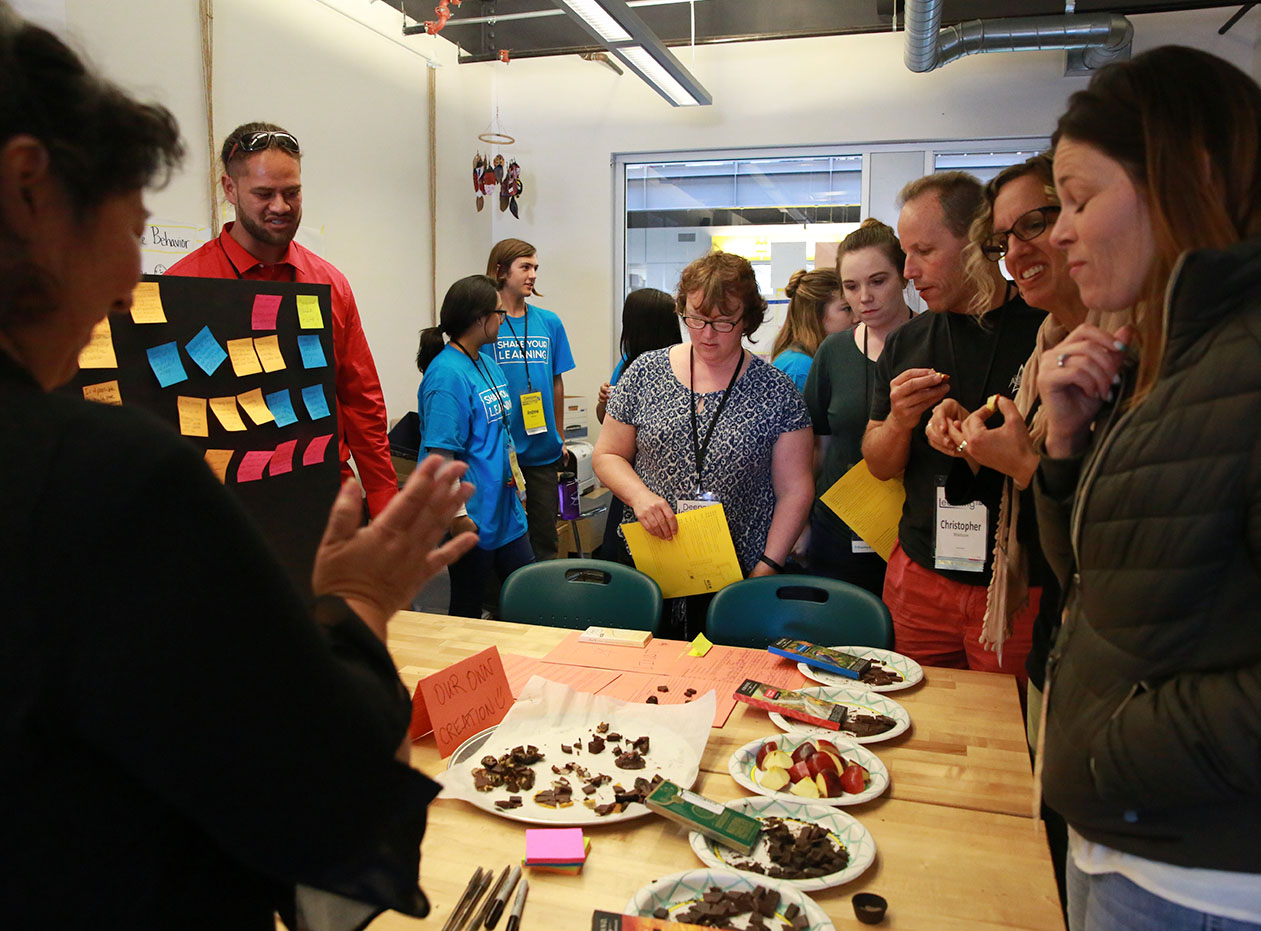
[732,679,848,730]
[766,638,871,680]
[591,912,740,931]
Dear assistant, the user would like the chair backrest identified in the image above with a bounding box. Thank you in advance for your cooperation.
[705,575,893,651]
[500,559,664,632]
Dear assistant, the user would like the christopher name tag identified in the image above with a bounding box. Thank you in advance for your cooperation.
[933,485,988,572]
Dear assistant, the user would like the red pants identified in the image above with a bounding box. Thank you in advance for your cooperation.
[882,543,1037,685]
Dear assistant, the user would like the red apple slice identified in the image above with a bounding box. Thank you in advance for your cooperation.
[806,750,839,776]
[790,741,817,765]
[816,769,845,797]
[787,760,813,784]
[755,740,778,770]
[757,766,791,791]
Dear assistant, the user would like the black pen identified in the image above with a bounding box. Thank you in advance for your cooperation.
[455,869,496,931]
[474,865,511,929]
[505,878,529,931]
[441,867,485,931]
[485,864,521,929]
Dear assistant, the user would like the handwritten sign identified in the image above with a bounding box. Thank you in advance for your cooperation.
[409,646,513,757]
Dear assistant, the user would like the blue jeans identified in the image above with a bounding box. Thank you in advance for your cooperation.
[446,533,535,618]
[1067,856,1261,931]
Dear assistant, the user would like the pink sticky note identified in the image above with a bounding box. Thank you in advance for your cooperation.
[270,439,298,476]
[525,827,586,864]
[236,450,272,483]
[251,293,282,330]
[303,433,333,466]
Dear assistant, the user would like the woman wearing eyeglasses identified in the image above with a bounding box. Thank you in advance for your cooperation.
[593,252,814,638]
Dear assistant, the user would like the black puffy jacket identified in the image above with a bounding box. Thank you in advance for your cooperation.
[1034,239,1261,871]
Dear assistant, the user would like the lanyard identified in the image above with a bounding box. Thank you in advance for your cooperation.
[218,235,296,282]
[502,309,532,392]
[453,341,510,430]
[689,345,742,492]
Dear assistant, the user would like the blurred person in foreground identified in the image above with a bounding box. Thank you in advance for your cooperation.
[0,6,476,928]
[1033,46,1261,930]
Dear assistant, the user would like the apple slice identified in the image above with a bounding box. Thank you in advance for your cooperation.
[790,741,818,765]
[789,776,821,798]
[787,760,813,784]
[816,739,843,757]
[806,750,839,777]
[757,766,791,791]
[816,769,845,798]
[760,750,794,771]
[840,762,869,795]
[755,740,778,770]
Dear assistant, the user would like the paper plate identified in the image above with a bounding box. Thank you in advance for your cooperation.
[767,685,910,744]
[797,646,924,693]
[625,868,834,930]
[728,732,888,807]
[688,795,876,891]
[445,722,700,826]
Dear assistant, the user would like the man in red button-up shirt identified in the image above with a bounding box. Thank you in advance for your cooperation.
[167,122,397,516]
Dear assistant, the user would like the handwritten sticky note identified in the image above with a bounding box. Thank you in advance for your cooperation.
[296,294,323,329]
[209,396,247,432]
[146,341,188,388]
[265,388,298,427]
[226,337,263,377]
[270,439,298,476]
[78,318,117,369]
[409,646,512,756]
[301,383,330,421]
[176,396,209,437]
[82,380,122,405]
[204,449,233,483]
[237,388,274,426]
[622,503,744,599]
[251,293,282,330]
[236,450,272,483]
[254,334,286,373]
[129,281,166,323]
[185,325,227,376]
[297,334,327,369]
[821,460,906,561]
[303,433,333,466]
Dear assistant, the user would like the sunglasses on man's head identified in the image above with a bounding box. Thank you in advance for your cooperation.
[981,205,1061,261]
[227,131,301,163]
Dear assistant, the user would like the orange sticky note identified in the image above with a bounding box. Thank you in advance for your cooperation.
[78,318,118,369]
[226,337,263,377]
[129,281,167,323]
[253,334,286,372]
[237,387,274,426]
[409,646,512,756]
[82,380,122,405]
[209,396,247,432]
[176,396,209,437]
[204,449,233,483]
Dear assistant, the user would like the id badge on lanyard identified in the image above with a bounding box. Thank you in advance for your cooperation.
[851,531,875,555]
[507,441,527,502]
[520,390,548,436]
[677,489,720,513]
[933,481,988,572]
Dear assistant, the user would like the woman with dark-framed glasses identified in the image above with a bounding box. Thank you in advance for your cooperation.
[593,251,813,638]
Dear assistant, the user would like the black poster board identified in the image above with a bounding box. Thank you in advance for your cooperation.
[64,274,340,598]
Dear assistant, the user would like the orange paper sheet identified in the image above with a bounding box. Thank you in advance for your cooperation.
[540,630,690,675]
[666,644,807,691]
[499,653,621,698]
[595,672,737,728]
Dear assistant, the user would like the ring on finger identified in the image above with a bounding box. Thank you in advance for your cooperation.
[1056,352,1069,368]
[956,440,968,454]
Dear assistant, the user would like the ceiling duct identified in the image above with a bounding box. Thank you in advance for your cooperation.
[903,0,1133,73]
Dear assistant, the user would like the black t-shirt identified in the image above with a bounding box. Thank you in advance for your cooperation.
[870,294,1046,584]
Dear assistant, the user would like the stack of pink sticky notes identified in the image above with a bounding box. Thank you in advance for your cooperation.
[524,827,590,874]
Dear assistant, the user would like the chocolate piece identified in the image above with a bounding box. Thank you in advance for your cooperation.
[844,711,897,738]
[860,660,904,687]
[594,802,622,816]
[724,816,850,880]
[657,684,669,692]
[645,695,658,704]
[684,688,697,697]
[632,735,650,753]
[653,907,669,921]
[587,735,605,754]
[606,732,622,741]
[615,750,646,770]
[493,796,523,811]
[561,744,572,754]
[596,722,609,733]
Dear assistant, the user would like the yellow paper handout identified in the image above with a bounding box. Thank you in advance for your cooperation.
[622,502,744,600]
[820,460,906,561]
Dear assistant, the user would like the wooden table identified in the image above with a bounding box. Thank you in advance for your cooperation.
[379,613,1063,930]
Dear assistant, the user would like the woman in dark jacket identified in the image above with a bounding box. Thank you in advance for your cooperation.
[1033,45,1261,930]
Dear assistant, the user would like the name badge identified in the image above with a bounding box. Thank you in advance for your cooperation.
[933,484,988,572]
[677,489,720,513]
[507,444,527,502]
[851,531,875,555]
[520,391,548,435]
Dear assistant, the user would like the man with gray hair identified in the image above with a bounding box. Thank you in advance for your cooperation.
[862,171,1044,683]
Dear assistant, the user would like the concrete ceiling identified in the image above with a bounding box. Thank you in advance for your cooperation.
[385,0,1251,63]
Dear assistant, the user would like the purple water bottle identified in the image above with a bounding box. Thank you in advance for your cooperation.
[557,471,580,521]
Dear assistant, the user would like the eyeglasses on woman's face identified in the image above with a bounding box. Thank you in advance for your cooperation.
[679,314,739,333]
[981,205,1062,261]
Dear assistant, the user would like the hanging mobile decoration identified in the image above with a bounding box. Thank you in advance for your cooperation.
[473,106,524,218]
[502,159,523,218]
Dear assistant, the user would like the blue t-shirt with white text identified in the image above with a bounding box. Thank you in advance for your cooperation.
[417,344,527,550]
[493,304,575,465]
[772,349,812,392]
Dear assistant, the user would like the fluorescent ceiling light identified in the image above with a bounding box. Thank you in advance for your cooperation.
[615,45,700,106]
[559,0,632,43]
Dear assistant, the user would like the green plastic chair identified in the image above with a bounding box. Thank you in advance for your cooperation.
[499,559,664,632]
[705,575,893,651]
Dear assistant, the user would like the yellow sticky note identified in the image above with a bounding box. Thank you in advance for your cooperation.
[129,281,167,324]
[296,294,323,329]
[237,387,275,425]
[622,503,744,600]
[82,380,122,405]
[688,633,714,657]
[78,318,118,369]
[209,396,247,432]
[226,337,263,377]
[820,460,906,562]
[176,396,209,437]
[204,449,234,483]
[253,334,286,372]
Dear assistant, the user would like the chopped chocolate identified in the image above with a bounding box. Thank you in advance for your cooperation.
[653,908,669,921]
[657,684,669,692]
[632,735,650,753]
[724,816,849,881]
[493,796,522,811]
[606,732,622,741]
[582,783,597,795]
[674,884,790,927]
[594,802,622,816]
[596,722,609,733]
[860,661,905,687]
[587,735,605,754]
[684,688,697,697]
[645,695,658,704]
[561,744,573,754]
[844,711,897,738]
[532,786,574,808]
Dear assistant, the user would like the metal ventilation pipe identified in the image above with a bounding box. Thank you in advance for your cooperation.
[903,0,1133,73]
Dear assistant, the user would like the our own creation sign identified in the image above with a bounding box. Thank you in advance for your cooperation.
[410,646,513,757]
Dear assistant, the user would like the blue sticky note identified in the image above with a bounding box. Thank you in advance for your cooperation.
[302,384,331,421]
[297,334,327,369]
[265,388,299,428]
[146,341,188,388]
[185,325,227,376]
